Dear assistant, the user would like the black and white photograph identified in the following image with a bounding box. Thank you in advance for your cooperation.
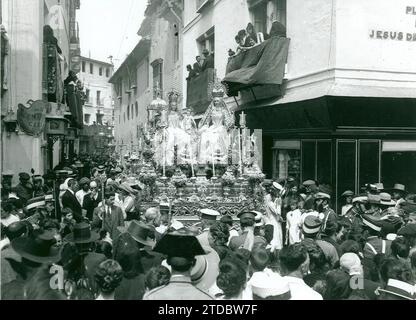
[1,0,416,304]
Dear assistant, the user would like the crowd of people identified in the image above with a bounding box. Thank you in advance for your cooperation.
[1,156,416,300]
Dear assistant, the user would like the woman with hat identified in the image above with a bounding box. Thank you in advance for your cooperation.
[340,190,354,217]
[388,184,408,208]
[117,183,137,221]
[263,182,284,251]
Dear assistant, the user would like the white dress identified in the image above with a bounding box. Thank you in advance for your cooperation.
[286,209,303,245]
[264,194,283,251]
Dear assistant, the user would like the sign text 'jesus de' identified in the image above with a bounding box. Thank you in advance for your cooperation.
[369,6,416,41]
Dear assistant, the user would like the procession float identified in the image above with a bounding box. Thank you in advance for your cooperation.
[123,76,266,222]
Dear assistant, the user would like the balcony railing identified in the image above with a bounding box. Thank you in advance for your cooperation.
[222,35,290,99]
[186,68,215,115]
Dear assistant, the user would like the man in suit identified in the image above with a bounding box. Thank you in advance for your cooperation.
[196,209,220,247]
[14,173,33,205]
[201,49,214,71]
[229,211,267,251]
[144,229,214,300]
[91,189,124,240]
[192,56,203,75]
[114,220,164,275]
[82,181,102,221]
[61,178,83,222]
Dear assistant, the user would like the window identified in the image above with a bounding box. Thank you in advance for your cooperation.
[106,68,110,77]
[337,140,357,212]
[272,140,300,183]
[127,104,130,120]
[151,59,163,98]
[96,91,101,105]
[84,114,90,124]
[123,112,126,123]
[135,102,138,118]
[301,140,332,185]
[81,61,86,72]
[359,140,380,189]
[89,63,93,74]
[97,113,104,125]
[381,141,416,194]
[249,0,287,37]
[99,67,103,76]
[197,27,215,55]
[85,89,90,103]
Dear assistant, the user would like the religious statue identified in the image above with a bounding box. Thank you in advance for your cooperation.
[198,79,234,164]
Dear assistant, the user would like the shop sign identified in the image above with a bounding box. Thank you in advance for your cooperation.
[17,100,46,136]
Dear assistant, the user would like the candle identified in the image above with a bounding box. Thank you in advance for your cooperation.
[238,129,242,175]
[212,147,216,177]
[190,144,195,177]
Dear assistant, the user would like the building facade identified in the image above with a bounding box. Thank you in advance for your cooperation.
[183,0,416,211]
[1,0,82,182]
[78,56,114,154]
[110,0,183,158]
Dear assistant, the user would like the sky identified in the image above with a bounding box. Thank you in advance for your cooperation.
[77,0,147,69]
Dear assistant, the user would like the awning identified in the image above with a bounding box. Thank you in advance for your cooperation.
[223,36,290,96]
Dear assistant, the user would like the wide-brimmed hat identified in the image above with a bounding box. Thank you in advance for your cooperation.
[361,214,383,232]
[11,230,61,264]
[352,195,367,204]
[64,222,100,244]
[302,215,322,235]
[379,193,396,206]
[388,184,408,195]
[25,196,46,211]
[253,211,264,227]
[118,183,138,195]
[341,190,354,198]
[249,271,291,300]
[237,211,257,220]
[376,279,416,300]
[153,229,206,258]
[124,177,144,190]
[19,172,30,180]
[314,192,330,200]
[374,183,385,191]
[199,208,220,221]
[302,180,316,186]
[117,220,155,247]
[272,182,283,191]
[97,165,106,172]
[397,224,416,237]
[367,194,381,205]
[191,246,220,291]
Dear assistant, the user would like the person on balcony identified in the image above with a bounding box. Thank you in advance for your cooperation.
[245,23,258,46]
[192,56,203,76]
[186,65,197,81]
[267,20,287,39]
[201,49,214,71]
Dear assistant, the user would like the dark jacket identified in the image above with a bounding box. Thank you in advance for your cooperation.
[62,189,82,222]
[14,183,33,204]
[193,62,203,74]
[82,193,102,221]
[91,205,124,240]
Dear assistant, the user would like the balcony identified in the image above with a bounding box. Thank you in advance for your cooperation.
[222,35,290,99]
[186,68,215,115]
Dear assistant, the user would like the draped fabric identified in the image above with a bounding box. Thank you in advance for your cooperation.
[223,36,290,96]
